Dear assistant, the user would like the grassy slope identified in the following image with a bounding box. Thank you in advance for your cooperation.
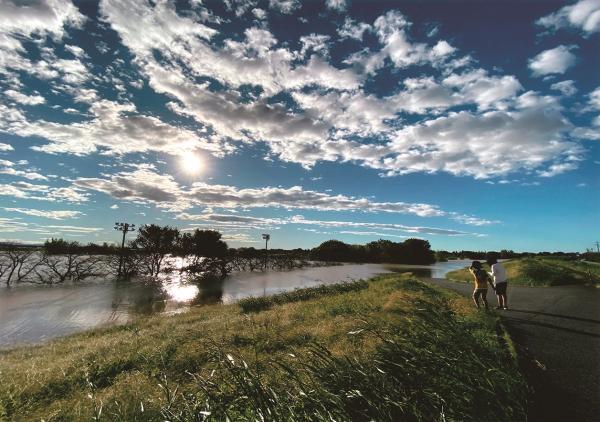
[446,258,600,287]
[0,274,526,421]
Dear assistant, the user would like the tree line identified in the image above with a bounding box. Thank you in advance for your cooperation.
[2,223,596,286]
[309,238,436,264]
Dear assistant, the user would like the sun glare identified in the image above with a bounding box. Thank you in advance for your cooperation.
[180,154,203,174]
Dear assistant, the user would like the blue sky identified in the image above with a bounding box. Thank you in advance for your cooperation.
[0,0,598,252]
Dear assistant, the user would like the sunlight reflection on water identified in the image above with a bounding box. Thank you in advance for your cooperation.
[0,260,471,347]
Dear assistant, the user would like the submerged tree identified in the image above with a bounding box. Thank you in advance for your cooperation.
[1,247,42,286]
[178,229,229,278]
[132,224,180,277]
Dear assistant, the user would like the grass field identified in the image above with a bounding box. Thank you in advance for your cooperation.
[0,274,526,421]
[446,257,600,287]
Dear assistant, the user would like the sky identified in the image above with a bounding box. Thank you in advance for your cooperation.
[0,0,598,252]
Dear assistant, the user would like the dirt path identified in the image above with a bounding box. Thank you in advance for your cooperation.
[424,278,600,422]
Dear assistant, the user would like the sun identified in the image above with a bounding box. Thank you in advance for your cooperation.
[180,154,203,174]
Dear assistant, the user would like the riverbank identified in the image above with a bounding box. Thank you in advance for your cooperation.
[446,257,600,286]
[0,273,526,421]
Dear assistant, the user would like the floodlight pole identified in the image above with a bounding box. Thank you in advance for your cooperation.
[262,234,270,271]
[114,222,136,278]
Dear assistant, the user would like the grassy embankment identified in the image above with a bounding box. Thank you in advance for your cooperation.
[0,274,526,421]
[446,257,600,286]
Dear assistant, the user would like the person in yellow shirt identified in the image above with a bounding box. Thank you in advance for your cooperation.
[469,260,494,309]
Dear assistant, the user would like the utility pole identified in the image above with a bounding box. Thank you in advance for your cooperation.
[595,241,600,253]
[114,222,135,278]
[262,233,270,270]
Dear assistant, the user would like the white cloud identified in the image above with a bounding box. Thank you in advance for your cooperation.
[325,0,347,12]
[338,18,371,40]
[73,167,447,217]
[0,0,86,88]
[0,0,85,39]
[550,80,578,96]
[3,207,83,220]
[269,0,300,14]
[529,45,577,76]
[1,99,226,157]
[42,225,102,233]
[588,86,600,110]
[4,89,45,105]
[343,10,457,75]
[338,231,407,238]
[537,0,600,35]
[0,159,48,180]
[0,181,88,202]
[0,142,13,151]
[383,96,579,178]
[538,161,580,177]
[179,213,477,237]
[71,167,500,231]
[252,8,267,19]
[300,34,331,58]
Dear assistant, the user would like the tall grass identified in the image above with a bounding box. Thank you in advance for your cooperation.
[238,279,369,312]
[0,275,526,421]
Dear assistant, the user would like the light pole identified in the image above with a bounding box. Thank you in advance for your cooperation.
[262,233,270,270]
[114,222,135,278]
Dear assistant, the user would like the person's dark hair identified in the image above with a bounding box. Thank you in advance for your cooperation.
[470,260,482,270]
[487,257,498,266]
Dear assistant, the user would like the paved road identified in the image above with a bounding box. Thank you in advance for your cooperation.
[425,278,600,422]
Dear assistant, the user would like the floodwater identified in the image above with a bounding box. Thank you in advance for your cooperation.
[0,260,470,348]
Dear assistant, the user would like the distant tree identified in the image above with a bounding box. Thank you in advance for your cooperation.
[44,238,79,255]
[132,224,180,277]
[311,238,435,264]
[310,240,355,262]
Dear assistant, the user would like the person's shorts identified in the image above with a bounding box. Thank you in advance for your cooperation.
[495,282,508,295]
[473,288,487,299]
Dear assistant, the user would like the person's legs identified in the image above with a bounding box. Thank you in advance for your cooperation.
[473,289,488,309]
[496,283,508,309]
[472,290,480,308]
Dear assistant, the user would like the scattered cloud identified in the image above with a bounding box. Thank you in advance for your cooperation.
[325,0,347,12]
[338,17,371,40]
[0,159,48,180]
[4,89,45,105]
[529,45,577,76]
[3,207,83,220]
[73,167,447,216]
[338,231,407,238]
[550,80,578,96]
[537,0,600,35]
[178,212,477,237]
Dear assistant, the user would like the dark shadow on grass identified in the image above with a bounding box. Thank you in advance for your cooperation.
[506,309,600,325]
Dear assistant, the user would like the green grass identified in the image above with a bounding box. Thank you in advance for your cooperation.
[238,280,369,312]
[0,274,526,421]
[446,257,600,286]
